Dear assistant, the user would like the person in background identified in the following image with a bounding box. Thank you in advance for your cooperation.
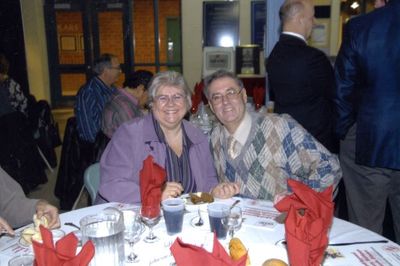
[204,70,341,201]
[0,166,60,235]
[266,0,338,153]
[334,0,400,242]
[0,54,28,117]
[95,71,238,204]
[75,53,121,143]
[101,70,153,138]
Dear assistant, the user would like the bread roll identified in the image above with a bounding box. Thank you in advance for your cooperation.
[229,237,251,265]
[21,214,49,244]
[262,258,288,266]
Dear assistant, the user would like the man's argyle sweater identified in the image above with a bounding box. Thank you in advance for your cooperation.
[210,112,341,200]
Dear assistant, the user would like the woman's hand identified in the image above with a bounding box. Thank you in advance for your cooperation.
[0,217,14,235]
[211,182,240,199]
[161,182,184,201]
[35,200,60,229]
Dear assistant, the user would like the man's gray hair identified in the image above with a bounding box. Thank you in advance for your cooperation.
[279,0,306,24]
[203,69,244,99]
[93,53,117,75]
[147,71,192,110]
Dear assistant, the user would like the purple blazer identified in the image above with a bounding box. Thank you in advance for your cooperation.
[95,113,218,204]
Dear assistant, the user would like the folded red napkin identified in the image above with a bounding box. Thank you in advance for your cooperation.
[274,179,333,266]
[32,225,94,266]
[191,82,203,114]
[139,155,166,218]
[252,86,265,109]
[170,234,247,266]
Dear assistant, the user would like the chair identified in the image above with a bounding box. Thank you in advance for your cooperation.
[84,163,100,204]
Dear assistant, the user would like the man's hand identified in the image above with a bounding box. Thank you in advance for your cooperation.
[0,217,14,235]
[211,182,240,199]
[35,200,60,229]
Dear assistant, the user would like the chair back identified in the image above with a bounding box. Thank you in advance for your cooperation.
[84,163,100,204]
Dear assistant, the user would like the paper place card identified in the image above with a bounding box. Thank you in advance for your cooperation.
[242,206,280,220]
[243,215,277,230]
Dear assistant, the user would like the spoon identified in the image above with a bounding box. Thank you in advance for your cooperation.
[230,199,241,210]
[64,222,81,230]
[194,208,204,227]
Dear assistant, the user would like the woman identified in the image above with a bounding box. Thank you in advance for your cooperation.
[95,71,238,204]
[101,70,153,138]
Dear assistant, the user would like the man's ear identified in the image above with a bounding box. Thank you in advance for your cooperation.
[242,88,248,103]
[209,102,215,113]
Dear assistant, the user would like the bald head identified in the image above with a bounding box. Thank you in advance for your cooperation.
[280,0,315,39]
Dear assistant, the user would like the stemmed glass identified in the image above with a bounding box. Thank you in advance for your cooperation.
[222,206,243,238]
[140,205,161,243]
[123,209,144,263]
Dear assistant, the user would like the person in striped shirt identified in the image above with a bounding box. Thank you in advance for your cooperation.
[75,53,121,143]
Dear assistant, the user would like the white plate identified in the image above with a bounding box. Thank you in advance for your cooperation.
[180,193,212,212]
[247,244,288,265]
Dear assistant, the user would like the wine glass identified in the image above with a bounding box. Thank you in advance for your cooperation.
[140,205,161,243]
[222,206,243,238]
[123,210,143,263]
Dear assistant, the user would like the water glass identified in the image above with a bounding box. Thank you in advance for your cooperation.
[162,198,185,235]
[207,202,230,239]
[140,205,161,243]
[123,210,143,263]
[222,206,243,238]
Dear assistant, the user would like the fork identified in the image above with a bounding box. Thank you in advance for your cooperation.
[194,208,204,227]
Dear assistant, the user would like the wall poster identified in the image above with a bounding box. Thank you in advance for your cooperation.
[203,1,239,47]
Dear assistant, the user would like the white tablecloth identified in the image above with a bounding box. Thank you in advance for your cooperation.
[1,198,400,265]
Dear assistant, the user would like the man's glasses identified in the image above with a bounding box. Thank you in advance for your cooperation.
[154,93,185,106]
[210,88,243,105]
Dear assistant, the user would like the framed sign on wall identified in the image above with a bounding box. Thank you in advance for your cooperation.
[203,1,239,47]
[251,1,266,48]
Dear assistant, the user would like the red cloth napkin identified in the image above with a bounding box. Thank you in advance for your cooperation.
[170,234,247,266]
[33,225,94,266]
[191,82,204,114]
[139,155,166,218]
[274,179,333,266]
[252,86,265,109]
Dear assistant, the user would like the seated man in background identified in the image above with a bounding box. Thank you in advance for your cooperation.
[101,70,153,138]
[0,166,60,235]
[75,53,120,143]
[204,70,341,201]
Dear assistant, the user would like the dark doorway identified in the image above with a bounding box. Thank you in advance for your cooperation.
[0,0,29,95]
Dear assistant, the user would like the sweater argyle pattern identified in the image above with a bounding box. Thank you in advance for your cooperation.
[211,112,341,201]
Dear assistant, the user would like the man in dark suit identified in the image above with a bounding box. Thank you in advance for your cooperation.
[266,0,337,153]
[335,0,400,243]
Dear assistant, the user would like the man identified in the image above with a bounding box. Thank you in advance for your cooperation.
[101,70,153,138]
[266,0,337,153]
[374,0,387,8]
[75,53,121,143]
[334,0,400,242]
[0,166,60,235]
[204,70,341,201]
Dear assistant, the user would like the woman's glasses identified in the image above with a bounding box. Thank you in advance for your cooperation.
[154,93,185,106]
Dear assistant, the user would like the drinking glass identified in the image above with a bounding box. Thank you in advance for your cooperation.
[140,205,161,243]
[222,206,243,238]
[123,210,143,263]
